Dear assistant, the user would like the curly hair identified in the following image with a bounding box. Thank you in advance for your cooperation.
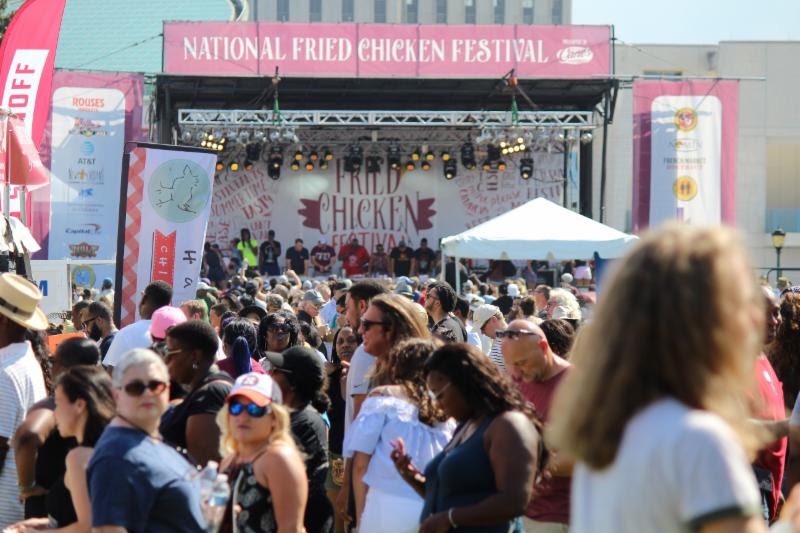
[384,338,448,426]
[257,311,301,353]
[768,293,800,408]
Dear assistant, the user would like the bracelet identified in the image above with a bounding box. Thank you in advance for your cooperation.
[18,480,37,492]
[447,507,458,528]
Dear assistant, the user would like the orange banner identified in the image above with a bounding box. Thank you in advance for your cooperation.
[151,230,176,284]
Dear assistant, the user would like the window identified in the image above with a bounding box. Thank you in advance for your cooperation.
[277,0,289,21]
[406,0,418,23]
[522,0,534,24]
[551,0,563,24]
[309,0,322,22]
[465,0,476,23]
[374,0,386,22]
[342,0,354,22]
[436,0,447,23]
[493,0,505,23]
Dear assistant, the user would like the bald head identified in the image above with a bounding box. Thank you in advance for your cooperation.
[501,319,552,382]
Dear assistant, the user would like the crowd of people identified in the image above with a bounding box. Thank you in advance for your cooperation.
[0,222,799,531]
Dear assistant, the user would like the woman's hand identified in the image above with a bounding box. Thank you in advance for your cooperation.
[418,511,451,533]
[3,516,49,532]
[389,438,423,482]
[17,484,46,502]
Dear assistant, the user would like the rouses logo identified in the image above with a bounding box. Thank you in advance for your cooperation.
[556,46,594,65]
[65,223,101,235]
[69,242,100,258]
[671,138,702,152]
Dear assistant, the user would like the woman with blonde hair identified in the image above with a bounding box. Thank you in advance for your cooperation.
[219,372,307,533]
[548,224,770,532]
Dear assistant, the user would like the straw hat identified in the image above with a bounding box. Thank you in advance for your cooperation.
[0,273,48,331]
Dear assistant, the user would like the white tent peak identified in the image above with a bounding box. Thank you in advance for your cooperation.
[440,197,638,260]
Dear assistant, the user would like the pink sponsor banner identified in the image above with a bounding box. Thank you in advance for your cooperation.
[0,0,67,149]
[164,22,611,79]
[632,80,738,231]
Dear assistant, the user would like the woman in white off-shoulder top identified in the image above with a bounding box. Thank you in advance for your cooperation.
[344,338,455,533]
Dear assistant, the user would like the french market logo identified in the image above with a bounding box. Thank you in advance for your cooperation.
[556,46,593,65]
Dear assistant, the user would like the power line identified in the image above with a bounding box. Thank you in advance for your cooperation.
[71,32,163,70]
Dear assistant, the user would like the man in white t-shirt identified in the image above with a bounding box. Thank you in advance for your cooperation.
[336,279,387,527]
[102,281,173,369]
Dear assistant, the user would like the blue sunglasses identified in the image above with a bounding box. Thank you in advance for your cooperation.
[228,400,270,418]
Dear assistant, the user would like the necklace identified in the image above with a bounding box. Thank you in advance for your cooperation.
[115,413,161,440]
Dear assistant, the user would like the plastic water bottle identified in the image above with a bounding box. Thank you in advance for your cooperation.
[205,473,230,533]
[196,461,219,505]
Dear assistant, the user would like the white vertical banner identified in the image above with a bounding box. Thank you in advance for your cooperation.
[116,144,216,326]
[648,95,722,225]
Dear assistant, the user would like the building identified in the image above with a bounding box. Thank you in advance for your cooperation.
[251,0,570,25]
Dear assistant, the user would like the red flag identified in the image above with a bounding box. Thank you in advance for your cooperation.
[151,230,177,285]
[7,115,48,189]
[0,0,67,148]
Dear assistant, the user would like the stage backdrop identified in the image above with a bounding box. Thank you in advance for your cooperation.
[205,151,564,255]
[632,80,738,231]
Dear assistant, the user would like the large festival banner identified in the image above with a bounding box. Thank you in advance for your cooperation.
[632,80,738,230]
[116,143,216,327]
[205,150,565,256]
[45,71,144,272]
[164,22,611,79]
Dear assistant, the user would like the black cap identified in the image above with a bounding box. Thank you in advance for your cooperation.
[238,305,267,321]
[262,346,324,386]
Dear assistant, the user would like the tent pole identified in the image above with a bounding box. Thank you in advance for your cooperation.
[455,256,461,295]
[440,252,446,282]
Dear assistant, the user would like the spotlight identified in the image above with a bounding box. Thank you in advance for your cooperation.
[481,159,492,171]
[580,131,593,144]
[290,160,301,171]
[405,161,416,171]
[487,144,501,162]
[497,160,507,172]
[309,150,319,161]
[421,160,431,171]
[281,128,298,143]
[424,150,435,161]
[319,160,329,171]
[520,157,533,179]
[444,160,457,180]
[460,142,476,170]
[387,145,402,170]
[181,130,193,143]
[344,146,363,173]
[269,130,281,142]
[215,161,224,172]
[304,160,314,171]
[238,131,250,144]
[267,149,283,180]
[244,160,255,171]
[229,161,240,172]
[246,143,262,162]
[293,150,303,161]
[323,147,334,161]
[441,151,451,161]
[411,148,421,161]
[366,156,382,173]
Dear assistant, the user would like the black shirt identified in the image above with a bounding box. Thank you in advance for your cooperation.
[431,314,467,344]
[285,247,310,275]
[389,247,413,276]
[259,240,282,267]
[414,247,436,275]
[290,405,333,533]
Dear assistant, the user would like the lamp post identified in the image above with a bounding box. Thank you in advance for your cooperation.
[772,228,786,280]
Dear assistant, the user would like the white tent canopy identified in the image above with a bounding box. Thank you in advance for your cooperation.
[441,197,638,260]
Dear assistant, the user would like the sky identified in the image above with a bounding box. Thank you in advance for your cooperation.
[572,0,800,45]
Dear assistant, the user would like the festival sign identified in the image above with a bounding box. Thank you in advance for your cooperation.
[46,71,144,261]
[205,151,565,261]
[164,22,611,79]
[632,80,738,230]
[116,143,216,326]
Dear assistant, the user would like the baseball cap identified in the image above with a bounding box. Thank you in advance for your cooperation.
[262,346,324,387]
[319,237,327,244]
[149,306,187,340]
[303,290,324,306]
[472,304,500,330]
[395,280,414,298]
[302,280,313,290]
[507,284,520,298]
[226,372,283,407]
[398,240,406,247]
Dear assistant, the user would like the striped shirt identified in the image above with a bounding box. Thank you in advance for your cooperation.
[0,341,47,528]
[488,338,506,372]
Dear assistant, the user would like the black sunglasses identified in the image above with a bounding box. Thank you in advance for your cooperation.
[81,316,99,329]
[122,379,168,397]
[268,323,292,334]
[228,400,270,418]
[495,329,539,340]
[361,319,390,330]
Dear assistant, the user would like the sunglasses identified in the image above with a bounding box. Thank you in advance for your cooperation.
[361,319,390,330]
[122,379,168,397]
[81,316,98,330]
[228,400,270,418]
[495,329,539,340]
[268,323,292,334]
[428,381,451,402]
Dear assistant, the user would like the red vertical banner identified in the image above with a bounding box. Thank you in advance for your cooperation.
[151,230,177,284]
[0,0,67,148]
[7,116,49,189]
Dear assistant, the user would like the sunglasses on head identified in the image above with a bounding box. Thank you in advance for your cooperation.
[228,400,270,418]
[122,379,168,397]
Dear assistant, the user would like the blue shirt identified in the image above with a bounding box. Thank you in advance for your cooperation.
[87,426,205,532]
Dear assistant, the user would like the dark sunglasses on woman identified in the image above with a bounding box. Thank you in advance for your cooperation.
[268,323,292,334]
[122,379,168,396]
[228,400,271,418]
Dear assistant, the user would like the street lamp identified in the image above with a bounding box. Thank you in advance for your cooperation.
[772,228,786,279]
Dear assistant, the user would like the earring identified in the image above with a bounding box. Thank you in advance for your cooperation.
[192,361,199,370]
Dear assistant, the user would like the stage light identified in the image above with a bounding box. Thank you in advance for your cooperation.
[481,159,492,171]
[269,129,281,142]
[246,143,262,161]
[460,142,476,170]
[441,151,451,161]
[281,127,298,143]
[387,145,402,170]
[344,146,363,173]
[293,150,303,161]
[244,160,255,171]
[309,150,319,161]
[181,130,193,143]
[520,157,533,180]
[424,150,435,161]
[238,131,250,144]
[323,147,334,161]
[305,160,314,171]
[444,160,457,180]
[421,160,431,171]
[475,128,493,145]
[497,160,507,172]
[290,160,301,171]
[366,156,382,173]
[229,161,240,172]
[405,161,416,171]
[487,144,501,162]
[580,131,593,144]
[411,148,421,161]
[267,149,283,180]
[215,161,224,172]
[319,160,329,170]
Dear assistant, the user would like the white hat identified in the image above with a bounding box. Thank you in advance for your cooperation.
[507,284,520,298]
[227,372,283,407]
[561,273,574,284]
[0,273,48,331]
[472,304,500,330]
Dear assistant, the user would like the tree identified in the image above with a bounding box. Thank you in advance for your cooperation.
[0,0,15,44]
